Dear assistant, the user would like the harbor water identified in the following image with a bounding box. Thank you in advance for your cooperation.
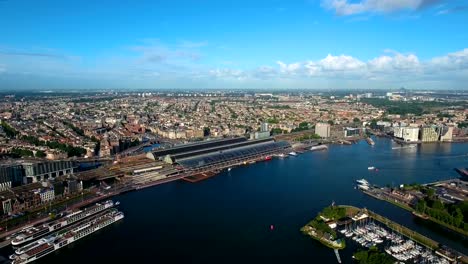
[1,137,467,263]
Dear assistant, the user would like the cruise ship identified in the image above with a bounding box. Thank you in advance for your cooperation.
[11,200,114,246]
[11,208,124,264]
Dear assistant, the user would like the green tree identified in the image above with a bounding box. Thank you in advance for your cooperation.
[416,199,427,213]
[35,150,46,158]
[454,208,464,227]
[433,200,444,211]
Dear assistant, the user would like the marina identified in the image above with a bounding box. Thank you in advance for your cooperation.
[305,205,464,263]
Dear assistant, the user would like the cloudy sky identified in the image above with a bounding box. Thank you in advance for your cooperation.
[0,0,467,90]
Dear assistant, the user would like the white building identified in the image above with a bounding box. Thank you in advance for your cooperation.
[402,127,420,142]
[39,189,55,203]
[393,127,404,138]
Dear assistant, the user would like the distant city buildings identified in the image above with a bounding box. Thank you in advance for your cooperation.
[0,90,466,215]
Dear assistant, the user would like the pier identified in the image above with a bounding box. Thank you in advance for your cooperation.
[334,249,342,263]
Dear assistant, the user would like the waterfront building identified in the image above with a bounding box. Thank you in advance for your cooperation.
[440,126,454,142]
[315,123,331,138]
[176,139,290,172]
[23,160,75,184]
[344,127,360,137]
[420,126,440,142]
[402,127,420,142]
[393,126,405,138]
[148,137,247,161]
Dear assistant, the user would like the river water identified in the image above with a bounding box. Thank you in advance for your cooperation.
[2,137,467,263]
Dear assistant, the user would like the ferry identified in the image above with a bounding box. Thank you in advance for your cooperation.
[11,200,114,246]
[356,179,369,185]
[11,209,124,264]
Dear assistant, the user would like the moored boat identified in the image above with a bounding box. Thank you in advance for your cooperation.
[11,200,114,246]
[356,179,369,185]
[310,145,328,152]
[12,209,124,264]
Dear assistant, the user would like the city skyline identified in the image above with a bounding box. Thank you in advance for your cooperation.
[0,0,467,90]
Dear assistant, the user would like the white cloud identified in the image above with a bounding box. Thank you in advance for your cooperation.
[277,61,302,74]
[250,48,467,83]
[209,68,246,80]
[319,54,366,71]
[1,42,467,90]
[368,52,420,73]
[430,48,468,70]
[252,66,278,79]
[322,0,440,15]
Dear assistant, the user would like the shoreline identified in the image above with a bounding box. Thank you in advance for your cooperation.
[359,184,468,238]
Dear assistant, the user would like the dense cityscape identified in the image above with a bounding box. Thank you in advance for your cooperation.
[0,89,466,263]
[1,0,468,263]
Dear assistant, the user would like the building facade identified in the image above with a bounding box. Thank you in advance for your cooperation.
[315,123,331,138]
[440,126,453,142]
[23,160,75,184]
[344,127,361,137]
[0,164,25,190]
[420,126,440,142]
[402,127,420,142]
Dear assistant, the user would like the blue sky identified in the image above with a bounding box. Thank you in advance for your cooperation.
[0,0,467,90]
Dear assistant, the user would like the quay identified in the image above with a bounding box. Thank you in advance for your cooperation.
[183,171,219,183]
[357,179,468,237]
